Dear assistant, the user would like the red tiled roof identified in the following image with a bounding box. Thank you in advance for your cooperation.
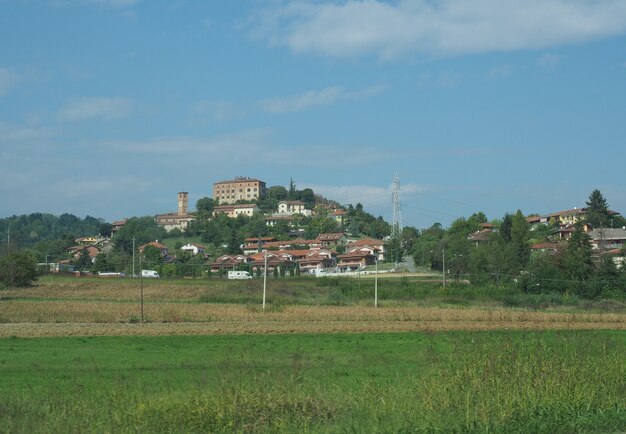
[348,239,384,247]
[317,233,345,241]
[338,251,375,259]
[531,243,561,250]
[140,241,168,250]
[244,237,276,242]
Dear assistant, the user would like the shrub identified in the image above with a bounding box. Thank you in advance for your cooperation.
[0,251,38,287]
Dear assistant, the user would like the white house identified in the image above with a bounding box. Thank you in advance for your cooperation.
[276,201,312,217]
[180,243,207,256]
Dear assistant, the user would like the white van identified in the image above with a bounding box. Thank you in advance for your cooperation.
[141,270,160,278]
[228,270,252,280]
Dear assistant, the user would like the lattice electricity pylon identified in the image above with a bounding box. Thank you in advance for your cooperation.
[391,173,402,239]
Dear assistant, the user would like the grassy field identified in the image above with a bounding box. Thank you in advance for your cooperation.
[1,275,625,337]
[1,331,625,433]
[1,275,625,432]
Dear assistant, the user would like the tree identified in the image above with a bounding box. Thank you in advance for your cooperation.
[196,197,216,215]
[561,223,594,295]
[74,248,93,271]
[469,233,512,286]
[585,189,611,228]
[510,210,531,271]
[142,245,163,269]
[113,217,167,254]
[288,178,297,199]
[411,223,445,269]
[0,251,38,287]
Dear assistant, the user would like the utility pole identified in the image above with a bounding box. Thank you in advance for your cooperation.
[132,237,136,278]
[442,244,446,289]
[263,250,267,310]
[139,253,144,322]
[391,173,403,266]
[374,258,378,308]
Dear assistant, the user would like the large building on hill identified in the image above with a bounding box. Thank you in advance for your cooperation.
[155,192,196,232]
[213,177,266,204]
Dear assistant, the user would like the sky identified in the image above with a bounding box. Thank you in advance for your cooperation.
[1,0,626,229]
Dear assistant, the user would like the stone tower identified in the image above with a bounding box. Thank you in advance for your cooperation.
[177,192,189,216]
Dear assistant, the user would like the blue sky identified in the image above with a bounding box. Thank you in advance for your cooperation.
[1,0,625,229]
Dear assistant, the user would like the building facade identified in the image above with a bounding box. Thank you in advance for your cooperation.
[213,177,266,204]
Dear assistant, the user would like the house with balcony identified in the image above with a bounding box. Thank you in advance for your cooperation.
[180,243,207,256]
[317,232,348,249]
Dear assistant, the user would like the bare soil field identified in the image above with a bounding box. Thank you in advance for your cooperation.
[1,302,625,337]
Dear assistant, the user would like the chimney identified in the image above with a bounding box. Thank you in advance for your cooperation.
[178,192,189,216]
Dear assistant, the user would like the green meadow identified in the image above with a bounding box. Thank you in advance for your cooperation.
[2,330,625,433]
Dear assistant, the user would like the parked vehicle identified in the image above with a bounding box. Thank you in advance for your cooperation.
[228,270,252,280]
[141,270,160,278]
[97,272,126,278]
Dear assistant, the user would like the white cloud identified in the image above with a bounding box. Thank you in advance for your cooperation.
[51,0,141,7]
[58,97,133,121]
[304,183,428,208]
[0,122,52,142]
[260,85,386,113]
[537,53,561,68]
[253,0,626,59]
[486,65,515,79]
[0,68,18,96]
[192,100,245,123]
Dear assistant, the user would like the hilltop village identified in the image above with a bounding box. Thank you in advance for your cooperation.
[0,177,624,292]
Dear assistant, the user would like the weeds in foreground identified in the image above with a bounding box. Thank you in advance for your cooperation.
[1,332,625,433]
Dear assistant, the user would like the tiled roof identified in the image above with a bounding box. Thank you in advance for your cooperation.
[531,243,561,250]
[589,228,626,241]
[348,238,384,246]
[338,251,375,259]
[214,177,265,184]
[140,241,168,250]
[317,233,345,241]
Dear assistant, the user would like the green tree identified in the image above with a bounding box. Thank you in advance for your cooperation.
[74,248,93,271]
[510,210,531,271]
[469,233,512,285]
[585,189,611,228]
[142,245,163,269]
[561,223,594,295]
[304,216,338,239]
[196,197,216,215]
[93,253,113,273]
[411,223,445,269]
[0,251,38,287]
[113,217,167,254]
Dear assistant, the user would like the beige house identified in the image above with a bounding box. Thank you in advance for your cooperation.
[213,204,259,218]
[213,177,266,204]
[155,192,196,232]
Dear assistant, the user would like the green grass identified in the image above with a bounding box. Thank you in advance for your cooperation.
[159,235,204,254]
[1,330,625,433]
[28,274,626,311]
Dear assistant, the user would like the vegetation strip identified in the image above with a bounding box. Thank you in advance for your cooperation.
[2,317,626,337]
[1,331,625,433]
